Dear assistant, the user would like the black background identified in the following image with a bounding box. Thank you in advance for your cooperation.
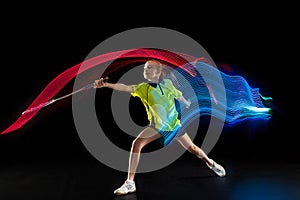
[0,4,298,165]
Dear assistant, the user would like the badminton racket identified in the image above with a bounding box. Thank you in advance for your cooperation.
[22,77,109,115]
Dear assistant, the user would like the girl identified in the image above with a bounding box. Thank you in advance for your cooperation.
[94,59,226,195]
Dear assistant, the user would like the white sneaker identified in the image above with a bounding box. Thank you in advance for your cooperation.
[114,180,136,195]
[207,159,226,177]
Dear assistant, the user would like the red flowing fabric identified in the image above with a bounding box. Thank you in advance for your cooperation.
[1,48,201,134]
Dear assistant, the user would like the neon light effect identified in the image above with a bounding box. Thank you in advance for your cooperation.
[0,48,272,134]
[245,106,271,113]
[171,61,272,129]
[231,179,299,200]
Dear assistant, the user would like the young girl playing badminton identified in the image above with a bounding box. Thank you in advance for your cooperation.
[94,59,226,195]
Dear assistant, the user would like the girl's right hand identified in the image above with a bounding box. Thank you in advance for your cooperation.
[94,77,109,88]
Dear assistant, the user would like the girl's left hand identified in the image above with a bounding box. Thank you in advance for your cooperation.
[186,99,191,109]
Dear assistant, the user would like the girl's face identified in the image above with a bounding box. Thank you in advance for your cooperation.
[143,60,161,82]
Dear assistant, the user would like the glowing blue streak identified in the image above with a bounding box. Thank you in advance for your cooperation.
[172,61,272,127]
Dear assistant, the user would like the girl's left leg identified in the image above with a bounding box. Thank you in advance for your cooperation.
[176,133,226,177]
[176,133,212,165]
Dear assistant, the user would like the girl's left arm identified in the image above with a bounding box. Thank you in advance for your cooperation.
[176,96,191,108]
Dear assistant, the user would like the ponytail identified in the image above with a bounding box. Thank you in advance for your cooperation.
[160,65,180,89]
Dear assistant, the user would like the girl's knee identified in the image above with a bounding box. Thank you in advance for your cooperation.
[188,144,198,154]
[131,138,144,152]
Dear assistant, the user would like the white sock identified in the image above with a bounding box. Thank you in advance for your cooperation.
[126,179,135,184]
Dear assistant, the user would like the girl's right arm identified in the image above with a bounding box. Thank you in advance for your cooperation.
[94,78,133,93]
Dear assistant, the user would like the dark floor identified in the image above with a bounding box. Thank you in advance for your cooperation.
[0,150,299,200]
[1,109,298,200]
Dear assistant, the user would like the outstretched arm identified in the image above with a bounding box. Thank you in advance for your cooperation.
[176,95,191,108]
[94,77,133,93]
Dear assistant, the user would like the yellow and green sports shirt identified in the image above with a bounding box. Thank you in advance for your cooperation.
[131,79,182,131]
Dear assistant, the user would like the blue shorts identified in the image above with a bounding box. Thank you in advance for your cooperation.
[149,124,184,146]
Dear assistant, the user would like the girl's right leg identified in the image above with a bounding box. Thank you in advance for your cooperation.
[114,127,161,195]
[128,127,161,180]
